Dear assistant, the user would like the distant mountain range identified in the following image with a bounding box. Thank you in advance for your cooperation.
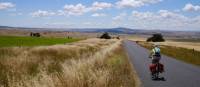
[67,27,139,34]
[0,26,139,34]
[0,26,200,38]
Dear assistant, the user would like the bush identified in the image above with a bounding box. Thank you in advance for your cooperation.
[100,32,111,39]
[147,33,165,42]
[30,32,41,37]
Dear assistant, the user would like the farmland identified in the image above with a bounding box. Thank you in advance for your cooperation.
[155,41,200,52]
[0,36,80,47]
[0,38,136,87]
[129,36,200,52]
[137,41,200,66]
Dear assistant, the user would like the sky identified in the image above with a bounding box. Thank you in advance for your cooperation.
[0,0,200,31]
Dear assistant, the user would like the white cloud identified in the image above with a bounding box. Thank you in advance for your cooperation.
[30,2,112,17]
[116,0,162,8]
[91,2,112,11]
[132,10,187,20]
[91,13,107,17]
[63,4,90,15]
[116,0,144,8]
[132,11,156,19]
[113,13,127,20]
[31,10,55,17]
[0,2,15,10]
[62,2,112,16]
[183,3,200,12]
[112,13,127,26]
[130,10,200,30]
[158,10,187,19]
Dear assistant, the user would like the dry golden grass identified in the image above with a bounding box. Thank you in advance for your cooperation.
[128,36,147,42]
[0,29,100,39]
[155,41,200,52]
[0,38,136,87]
[0,29,30,36]
[138,41,200,66]
[129,36,200,52]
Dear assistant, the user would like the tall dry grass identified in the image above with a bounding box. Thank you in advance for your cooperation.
[138,41,200,66]
[155,41,200,52]
[0,38,135,87]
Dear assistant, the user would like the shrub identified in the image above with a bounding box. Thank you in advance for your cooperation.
[147,33,165,42]
[30,32,41,37]
[100,32,111,39]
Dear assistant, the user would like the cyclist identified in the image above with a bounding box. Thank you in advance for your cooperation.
[149,43,161,64]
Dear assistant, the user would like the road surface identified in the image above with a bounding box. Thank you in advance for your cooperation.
[123,40,200,87]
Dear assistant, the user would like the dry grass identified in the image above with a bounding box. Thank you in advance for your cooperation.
[128,36,147,42]
[0,38,136,87]
[138,41,200,66]
[129,36,200,52]
[155,41,200,52]
[0,29,100,39]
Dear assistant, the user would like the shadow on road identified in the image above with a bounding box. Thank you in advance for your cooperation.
[152,77,166,81]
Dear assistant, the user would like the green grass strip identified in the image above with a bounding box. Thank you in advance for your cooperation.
[0,36,80,47]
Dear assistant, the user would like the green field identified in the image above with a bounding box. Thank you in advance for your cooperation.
[0,36,80,47]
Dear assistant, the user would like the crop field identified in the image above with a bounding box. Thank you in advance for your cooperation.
[138,41,200,66]
[169,38,200,43]
[156,41,200,52]
[0,39,136,87]
[129,36,200,52]
[0,29,100,38]
[0,36,80,47]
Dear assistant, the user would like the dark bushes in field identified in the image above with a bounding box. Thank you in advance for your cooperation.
[30,32,41,37]
[100,32,111,39]
[147,33,165,42]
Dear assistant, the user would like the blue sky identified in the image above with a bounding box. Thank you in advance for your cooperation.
[0,0,200,31]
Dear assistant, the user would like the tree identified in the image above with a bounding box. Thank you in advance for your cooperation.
[147,33,165,42]
[100,32,111,39]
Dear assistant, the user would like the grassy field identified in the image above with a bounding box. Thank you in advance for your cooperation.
[0,36,80,47]
[169,38,200,43]
[0,39,136,87]
[156,41,200,52]
[129,36,200,51]
[138,41,200,66]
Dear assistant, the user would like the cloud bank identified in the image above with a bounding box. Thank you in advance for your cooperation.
[183,3,200,12]
[0,2,15,10]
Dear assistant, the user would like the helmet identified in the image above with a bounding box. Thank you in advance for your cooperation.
[153,43,159,47]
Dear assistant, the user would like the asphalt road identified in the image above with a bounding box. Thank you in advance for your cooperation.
[123,40,200,87]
